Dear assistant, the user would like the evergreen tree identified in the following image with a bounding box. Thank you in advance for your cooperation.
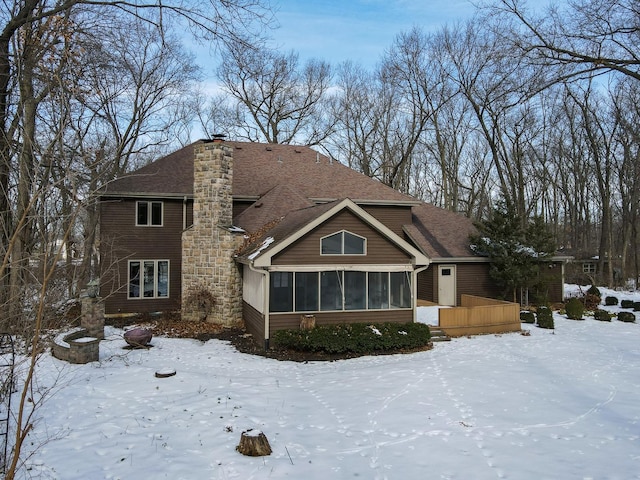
[470,203,556,302]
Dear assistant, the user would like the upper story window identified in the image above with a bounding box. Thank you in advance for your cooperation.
[582,262,596,274]
[321,230,366,255]
[136,201,163,226]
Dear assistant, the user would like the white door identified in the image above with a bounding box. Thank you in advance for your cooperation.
[438,265,456,306]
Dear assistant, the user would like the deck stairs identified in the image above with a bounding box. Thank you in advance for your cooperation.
[429,326,451,342]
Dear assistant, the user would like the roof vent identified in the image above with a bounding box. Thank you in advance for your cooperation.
[265,146,272,151]
[278,156,283,163]
[316,152,320,163]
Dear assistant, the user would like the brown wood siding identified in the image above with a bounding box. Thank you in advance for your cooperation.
[100,197,184,315]
[547,263,564,303]
[530,262,564,303]
[417,267,435,302]
[361,205,413,236]
[418,262,499,305]
[233,201,254,219]
[420,261,564,306]
[269,309,413,337]
[273,210,412,266]
[454,263,502,304]
[243,302,265,342]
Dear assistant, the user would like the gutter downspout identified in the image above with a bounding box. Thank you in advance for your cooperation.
[249,262,270,350]
[182,196,188,230]
[413,265,430,323]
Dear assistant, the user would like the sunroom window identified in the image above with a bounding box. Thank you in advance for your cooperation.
[321,231,366,255]
[268,270,411,313]
[269,272,293,312]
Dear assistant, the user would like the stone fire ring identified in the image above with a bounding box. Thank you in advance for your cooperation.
[123,328,153,348]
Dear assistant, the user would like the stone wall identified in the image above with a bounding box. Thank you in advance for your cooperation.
[181,141,244,325]
[81,296,105,339]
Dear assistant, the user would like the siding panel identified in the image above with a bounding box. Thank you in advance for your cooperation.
[100,197,184,315]
[243,302,265,342]
[455,263,502,304]
[273,210,412,266]
[361,205,413,236]
[269,309,413,337]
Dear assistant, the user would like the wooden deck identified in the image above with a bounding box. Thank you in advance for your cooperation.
[417,295,521,337]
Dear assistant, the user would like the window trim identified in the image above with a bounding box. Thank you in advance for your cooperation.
[128,259,170,299]
[269,269,412,314]
[320,230,366,256]
[136,200,164,227]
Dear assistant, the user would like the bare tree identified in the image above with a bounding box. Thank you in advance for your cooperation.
[331,28,449,192]
[436,19,547,219]
[611,79,640,284]
[489,0,640,83]
[0,0,272,327]
[0,2,272,477]
[215,43,334,145]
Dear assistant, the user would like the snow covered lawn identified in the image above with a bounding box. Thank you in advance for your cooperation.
[19,297,640,479]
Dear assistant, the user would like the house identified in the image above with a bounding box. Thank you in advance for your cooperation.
[99,139,567,347]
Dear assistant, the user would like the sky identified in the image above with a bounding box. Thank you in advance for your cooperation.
[268,0,477,67]
[17,284,640,479]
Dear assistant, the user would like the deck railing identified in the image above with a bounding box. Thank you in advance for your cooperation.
[438,295,520,337]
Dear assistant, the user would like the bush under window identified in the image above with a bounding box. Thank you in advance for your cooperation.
[272,322,431,354]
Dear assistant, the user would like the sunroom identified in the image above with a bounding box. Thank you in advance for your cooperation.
[238,199,430,348]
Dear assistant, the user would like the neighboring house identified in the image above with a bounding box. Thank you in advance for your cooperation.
[99,139,567,347]
[565,254,622,287]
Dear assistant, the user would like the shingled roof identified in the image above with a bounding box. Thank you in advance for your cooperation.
[102,140,481,261]
[406,203,478,259]
[102,140,417,205]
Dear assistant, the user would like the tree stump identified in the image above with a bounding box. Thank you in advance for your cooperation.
[300,314,316,330]
[236,429,272,456]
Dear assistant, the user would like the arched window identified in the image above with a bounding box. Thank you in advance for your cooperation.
[320,231,366,255]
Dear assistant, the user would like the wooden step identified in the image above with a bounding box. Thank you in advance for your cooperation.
[429,327,451,342]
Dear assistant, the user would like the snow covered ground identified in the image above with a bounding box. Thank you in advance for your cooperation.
[13,286,640,479]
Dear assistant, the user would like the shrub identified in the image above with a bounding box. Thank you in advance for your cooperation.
[604,296,618,306]
[536,306,554,329]
[633,302,640,312]
[582,294,601,310]
[565,297,585,320]
[617,311,636,323]
[621,299,634,309]
[272,322,431,354]
[593,309,612,322]
[520,311,535,324]
[586,285,602,298]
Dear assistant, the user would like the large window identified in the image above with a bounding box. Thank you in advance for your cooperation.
[295,272,319,311]
[390,272,411,308]
[321,231,366,255]
[269,270,411,313]
[344,271,366,310]
[320,271,342,311]
[128,260,169,299]
[367,272,389,309]
[270,272,293,312]
[136,201,163,226]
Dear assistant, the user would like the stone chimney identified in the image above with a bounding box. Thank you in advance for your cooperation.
[181,139,243,325]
